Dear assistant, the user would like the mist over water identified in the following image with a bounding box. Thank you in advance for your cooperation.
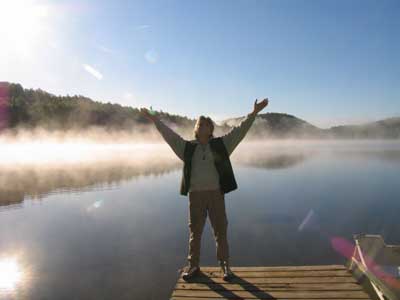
[1,136,399,299]
[1,0,399,297]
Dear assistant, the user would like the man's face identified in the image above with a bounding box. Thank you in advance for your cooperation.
[197,119,212,138]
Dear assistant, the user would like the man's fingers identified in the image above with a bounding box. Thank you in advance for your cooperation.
[141,108,150,115]
[140,108,152,120]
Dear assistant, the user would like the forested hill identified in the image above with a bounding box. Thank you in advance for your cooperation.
[1,82,399,139]
[2,82,194,132]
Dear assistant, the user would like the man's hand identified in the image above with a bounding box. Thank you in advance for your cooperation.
[252,98,269,115]
[140,107,158,122]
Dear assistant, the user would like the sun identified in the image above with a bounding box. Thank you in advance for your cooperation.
[0,0,51,59]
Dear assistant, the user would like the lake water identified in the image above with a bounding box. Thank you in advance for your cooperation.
[1,140,399,299]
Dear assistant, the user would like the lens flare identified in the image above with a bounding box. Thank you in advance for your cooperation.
[330,236,400,289]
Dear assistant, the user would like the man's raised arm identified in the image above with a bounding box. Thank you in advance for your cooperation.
[140,107,186,161]
[153,117,186,161]
[221,112,256,156]
[221,98,269,156]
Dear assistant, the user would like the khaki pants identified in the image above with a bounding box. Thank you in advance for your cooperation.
[187,188,229,267]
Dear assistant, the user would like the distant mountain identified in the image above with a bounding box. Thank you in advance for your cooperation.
[223,113,400,139]
[327,117,400,139]
[1,82,399,139]
[221,112,325,139]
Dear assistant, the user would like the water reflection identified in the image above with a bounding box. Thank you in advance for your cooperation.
[2,140,400,210]
[0,141,399,299]
[237,151,309,169]
[0,141,317,209]
[0,143,181,208]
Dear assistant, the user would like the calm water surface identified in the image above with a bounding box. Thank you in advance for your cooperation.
[1,140,399,299]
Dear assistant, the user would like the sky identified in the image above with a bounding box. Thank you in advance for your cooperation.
[0,0,399,128]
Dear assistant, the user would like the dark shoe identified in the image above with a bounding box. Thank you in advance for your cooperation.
[182,265,200,281]
[219,260,234,281]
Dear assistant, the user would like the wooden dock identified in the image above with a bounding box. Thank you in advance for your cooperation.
[170,264,375,299]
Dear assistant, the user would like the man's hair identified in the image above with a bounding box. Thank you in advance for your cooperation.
[194,115,215,140]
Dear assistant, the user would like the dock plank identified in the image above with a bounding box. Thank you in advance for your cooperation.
[170,265,374,300]
[172,289,370,298]
[200,265,347,272]
[175,282,364,291]
[196,270,352,278]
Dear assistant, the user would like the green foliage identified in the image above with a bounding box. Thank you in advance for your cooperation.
[4,83,399,139]
[6,83,191,131]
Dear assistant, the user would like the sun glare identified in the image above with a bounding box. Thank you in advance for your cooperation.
[0,257,23,291]
[0,0,51,58]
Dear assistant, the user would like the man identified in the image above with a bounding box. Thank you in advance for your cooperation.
[140,98,268,281]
